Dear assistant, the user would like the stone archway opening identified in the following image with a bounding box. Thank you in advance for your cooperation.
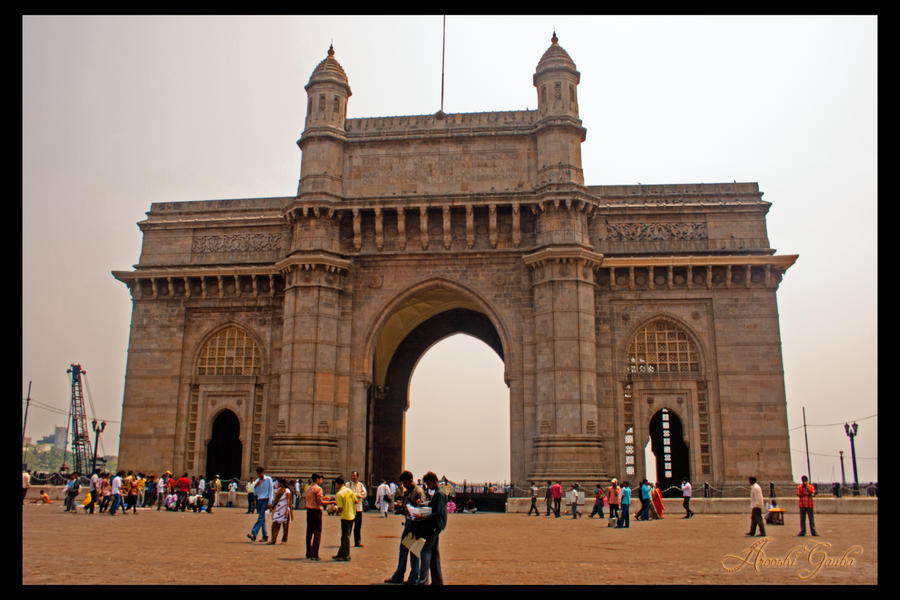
[206,409,242,481]
[648,407,690,497]
[367,296,510,487]
[405,333,510,484]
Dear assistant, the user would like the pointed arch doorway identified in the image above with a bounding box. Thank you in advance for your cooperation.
[206,409,242,481]
[648,408,690,497]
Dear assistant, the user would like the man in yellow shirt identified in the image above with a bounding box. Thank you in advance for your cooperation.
[333,477,358,562]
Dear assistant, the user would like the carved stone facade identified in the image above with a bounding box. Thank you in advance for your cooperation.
[113,36,796,490]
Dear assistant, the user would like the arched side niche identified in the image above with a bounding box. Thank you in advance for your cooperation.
[620,316,711,482]
[186,323,266,480]
[206,409,243,481]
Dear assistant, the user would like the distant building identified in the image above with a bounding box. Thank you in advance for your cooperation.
[36,426,68,450]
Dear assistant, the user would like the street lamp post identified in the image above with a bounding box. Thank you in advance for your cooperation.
[843,422,859,496]
[839,450,846,488]
[91,419,106,473]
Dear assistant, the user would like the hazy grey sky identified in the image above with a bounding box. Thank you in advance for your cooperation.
[22,15,877,485]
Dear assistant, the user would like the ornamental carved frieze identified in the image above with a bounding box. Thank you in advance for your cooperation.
[603,222,708,242]
[192,233,282,254]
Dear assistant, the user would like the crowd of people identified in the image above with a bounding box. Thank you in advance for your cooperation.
[526,477,687,527]
[240,466,449,585]
[23,462,839,585]
[24,467,228,514]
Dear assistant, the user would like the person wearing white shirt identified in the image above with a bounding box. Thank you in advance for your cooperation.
[349,471,368,547]
[747,476,766,537]
[680,478,694,519]
[375,480,392,517]
[247,466,274,542]
[228,481,238,507]
[156,475,166,511]
[22,469,31,505]
[109,471,123,515]
[87,469,101,514]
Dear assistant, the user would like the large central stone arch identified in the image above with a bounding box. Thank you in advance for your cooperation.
[362,278,513,484]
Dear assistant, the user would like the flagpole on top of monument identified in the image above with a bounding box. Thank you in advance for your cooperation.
[440,15,446,114]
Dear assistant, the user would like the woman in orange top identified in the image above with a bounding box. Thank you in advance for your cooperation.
[651,482,665,518]
[607,479,621,522]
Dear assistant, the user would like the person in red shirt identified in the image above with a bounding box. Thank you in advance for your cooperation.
[797,475,818,537]
[175,473,191,512]
[550,481,563,518]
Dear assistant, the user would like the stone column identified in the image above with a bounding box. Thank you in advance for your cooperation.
[524,243,605,485]
[269,211,351,479]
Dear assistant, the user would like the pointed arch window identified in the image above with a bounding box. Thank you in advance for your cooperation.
[626,319,699,374]
[197,326,262,376]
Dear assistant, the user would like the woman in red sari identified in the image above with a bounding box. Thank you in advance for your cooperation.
[651,482,665,519]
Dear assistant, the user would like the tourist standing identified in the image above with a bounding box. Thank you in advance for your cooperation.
[22,468,30,505]
[375,479,392,518]
[550,481,563,518]
[203,475,217,513]
[109,471,124,515]
[126,474,139,514]
[87,468,101,514]
[333,477,359,561]
[681,478,694,518]
[247,466,273,542]
[569,483,582,519]
[348,471,367,548]
[589,483,606,519]
[246,478,256,513]
[99,473,112,512]
[412,471,448,585]
[304,473,333,560]
[64,473,80,512]
[528,482,540,516]
[228,480,238,507]
[651,482,665,519]
[383,470,426,584]
[175,473,191,512]
[747,476,766,537]
[120,471,133,513]
[268,479,293,544]
[136,473,146,508]
[545,480,553,516]
[617,482,631,528]
[607,479,621,523]
[156,473,168,511]
[637,480,652,521]
[797,475,818,537]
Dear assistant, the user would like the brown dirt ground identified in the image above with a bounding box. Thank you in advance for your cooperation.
[21,503,877,585]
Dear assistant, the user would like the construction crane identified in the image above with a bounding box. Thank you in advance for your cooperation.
[65,364,92,476]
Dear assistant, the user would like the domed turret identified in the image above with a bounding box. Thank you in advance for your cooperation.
[306,44,350,89]
[533,32,580,118]
[303,44,351,131]
[297,45,350,199]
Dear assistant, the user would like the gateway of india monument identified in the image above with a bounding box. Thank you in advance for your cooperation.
[113,33,797,493]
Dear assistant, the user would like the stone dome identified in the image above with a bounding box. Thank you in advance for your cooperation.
[535,32,578,77]
[306,44,350,91]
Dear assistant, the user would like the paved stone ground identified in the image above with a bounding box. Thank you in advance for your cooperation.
[21,503,877,585]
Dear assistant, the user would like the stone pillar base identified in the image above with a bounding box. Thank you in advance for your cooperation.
[528,434,608,486]
[267,433,340,480]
